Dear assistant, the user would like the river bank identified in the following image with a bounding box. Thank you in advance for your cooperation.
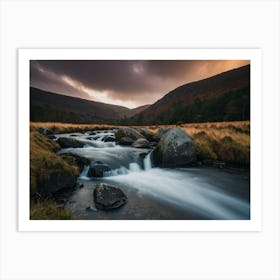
[30,122,250,220]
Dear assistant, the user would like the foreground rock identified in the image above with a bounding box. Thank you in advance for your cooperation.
[94,183,127,210]
[57,137,84,148]
[132,138,151,148]
[87,164,111,177]
[152,128,196,167]
[115,128,144,141]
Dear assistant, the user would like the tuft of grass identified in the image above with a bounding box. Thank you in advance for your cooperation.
[30,200,76,220]
[183,121,250,166]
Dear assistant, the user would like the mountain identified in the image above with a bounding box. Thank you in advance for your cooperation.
[30,87,149,123]
[128,65,250,125]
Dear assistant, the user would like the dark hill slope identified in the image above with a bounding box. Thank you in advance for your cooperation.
[30,87,149,123]
[128,65,250,125]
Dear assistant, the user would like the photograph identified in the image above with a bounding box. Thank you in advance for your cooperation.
[29,58,251,221]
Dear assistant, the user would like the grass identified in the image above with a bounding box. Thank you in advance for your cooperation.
[30,126,80,219]
[30,122,120,134]
[30,126,79,195]
[30,200,76,220]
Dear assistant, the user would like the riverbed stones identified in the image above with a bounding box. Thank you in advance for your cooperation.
[115,128,144,141]
[152,128,196,167]
[57,137,84,148]
[93,183,127,210]
[132,138,151,148]
[87,164,111,177]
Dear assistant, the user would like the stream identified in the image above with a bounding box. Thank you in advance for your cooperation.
[55,130,250,220]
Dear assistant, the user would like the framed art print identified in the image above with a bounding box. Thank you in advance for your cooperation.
[18,48,262,231]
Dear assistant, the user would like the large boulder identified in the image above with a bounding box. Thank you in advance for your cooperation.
[152,128,196,167]
[115,128,144,141]
[87,164,111,177]
[57,137,84,148]
[94,183,127,210]
[132,138,151,148]
[138,128,159,142]
[118,137,134,146]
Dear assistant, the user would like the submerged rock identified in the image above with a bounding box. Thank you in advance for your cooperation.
[102,135,115,142]
[115,128,144,141]
[93,183,127,210]
[57,137,84,148]
[87,164,111,177]
[152,128,196,167]
[132,138,151,148]
[118,136,134,146]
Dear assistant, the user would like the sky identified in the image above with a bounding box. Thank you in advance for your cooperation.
[30,60,250,109]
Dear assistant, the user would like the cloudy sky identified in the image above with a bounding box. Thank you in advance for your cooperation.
[30,60,250,109]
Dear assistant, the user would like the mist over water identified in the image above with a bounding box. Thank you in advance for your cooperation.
[57,130,250,220]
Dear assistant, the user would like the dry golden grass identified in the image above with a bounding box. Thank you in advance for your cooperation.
[30,122,120,133]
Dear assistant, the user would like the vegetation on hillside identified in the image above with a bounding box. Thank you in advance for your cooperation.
[127,87,250,125]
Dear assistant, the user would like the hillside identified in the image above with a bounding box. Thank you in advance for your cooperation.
[127,65,250,125]
[30,87,149,123]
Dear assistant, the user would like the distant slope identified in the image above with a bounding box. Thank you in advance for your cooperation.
[128,65,250,125]
[30,87,149,123]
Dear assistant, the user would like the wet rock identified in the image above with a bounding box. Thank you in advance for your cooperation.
[86,206,97,211]
[93,183,127,210]
[37,127,53,135]
[88,131,96,135]
[87,164,111,177]
[57,137,84,148]
[61,153,90,172]
[118,137,134,146]
[48,135,57,140]
[115,128,144,141]
[152,128,196,167]
[138,128,159,142]
[102,135,115,142]
[132,138,151,148]
[155,127,170,139]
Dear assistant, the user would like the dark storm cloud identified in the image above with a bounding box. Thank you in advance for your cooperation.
[30,60,249,108]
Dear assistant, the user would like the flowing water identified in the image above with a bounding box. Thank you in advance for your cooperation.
[55,130,250,220]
